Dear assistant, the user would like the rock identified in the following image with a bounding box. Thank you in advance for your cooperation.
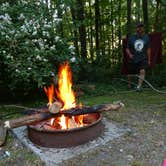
[126,154,134,161]
[149,119,155,124]
[151,151,157,155]
[120,149,123,152]
[0,150,10,160]
[5,151,10,157]
[15,143,18,147]
[156,141,164,147]
[109,146,112,149]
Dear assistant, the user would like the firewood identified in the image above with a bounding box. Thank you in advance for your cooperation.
[48,101,63,114]
[68,117,77,129]
[4,102,124,129]
[4,112,52,129]
[63,102,124,116]
[0,102,124,146]
[4,101,62,129]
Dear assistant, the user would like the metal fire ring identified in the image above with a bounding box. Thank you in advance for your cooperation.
[28,113,104,148]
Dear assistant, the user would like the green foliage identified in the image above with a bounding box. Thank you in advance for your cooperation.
[0,0,166,98]
[147,62,166,87]
[0,1,74,95]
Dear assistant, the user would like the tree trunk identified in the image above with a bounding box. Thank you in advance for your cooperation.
[70,5,79,56]
[136,0,141,22]
[142,0,149,32]
[76,0,87,60]
[95,0,100,61]
[127,0,132,36]
[100,24,106,57]
[88,0,94,61]
[110,0,115,64]
[154,0,160,31]
[118,0,122,64]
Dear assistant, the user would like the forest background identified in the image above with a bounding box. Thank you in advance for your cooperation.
[0,0,166,98]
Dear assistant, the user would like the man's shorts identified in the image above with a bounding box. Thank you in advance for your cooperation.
[128,59,148,74]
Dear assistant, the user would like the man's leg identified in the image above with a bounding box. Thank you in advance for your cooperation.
[137,68,145,88]
[127,61,135,89]
[127,74,132,89]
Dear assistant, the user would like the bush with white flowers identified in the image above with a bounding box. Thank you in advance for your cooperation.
[0,1,75,94]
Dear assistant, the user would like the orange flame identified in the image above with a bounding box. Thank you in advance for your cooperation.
[50,118,55,126]
[59,114,67,129]
[56,62,76,110]
[44,84,54,105]
[44,61,85,129]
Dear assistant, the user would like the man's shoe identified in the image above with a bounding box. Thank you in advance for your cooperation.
[135,86,143,92]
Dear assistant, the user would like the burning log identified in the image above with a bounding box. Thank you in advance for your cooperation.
[68,117,77,129]
[64,102,124,116]
[4,102,124,129]
[48,101,63,114]
[0,102,124,146]
[3,101,63,129]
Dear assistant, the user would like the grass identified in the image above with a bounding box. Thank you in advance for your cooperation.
[0,132,43,166]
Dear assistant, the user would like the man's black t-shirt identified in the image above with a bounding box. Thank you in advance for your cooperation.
[127,34,150,63]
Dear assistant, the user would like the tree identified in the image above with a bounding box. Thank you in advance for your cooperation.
[70,4,79,56]
[95,0,100,61]
[127,0,132,36]
[76,0,87,60]
[142,0,149,32]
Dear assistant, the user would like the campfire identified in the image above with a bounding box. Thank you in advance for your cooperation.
[43,62,86,130]
[1,61,124,148]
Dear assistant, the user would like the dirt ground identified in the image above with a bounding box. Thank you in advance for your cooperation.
[0,89,166,166]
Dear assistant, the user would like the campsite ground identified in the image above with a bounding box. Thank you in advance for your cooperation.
[0,86,166,166]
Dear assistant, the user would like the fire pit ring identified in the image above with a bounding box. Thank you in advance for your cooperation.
[28,113,104,148]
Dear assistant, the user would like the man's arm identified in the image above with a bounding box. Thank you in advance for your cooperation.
[126,36,133,59]
[126,48,133,59]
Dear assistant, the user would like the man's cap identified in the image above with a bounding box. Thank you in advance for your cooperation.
[136,23,144,28]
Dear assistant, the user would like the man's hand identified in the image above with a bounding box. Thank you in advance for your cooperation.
[148,60,151,66]
[126,48,133,59]
[128,53,133,59]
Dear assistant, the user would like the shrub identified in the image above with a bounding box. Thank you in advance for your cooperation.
[0,1,75,95]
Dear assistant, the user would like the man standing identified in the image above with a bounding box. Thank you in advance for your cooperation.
[126,23,151,91]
